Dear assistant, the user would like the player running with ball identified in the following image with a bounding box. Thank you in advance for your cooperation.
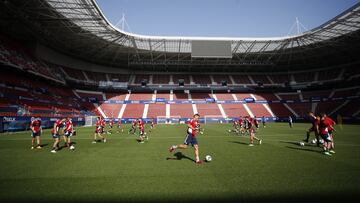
[246,116,262,146]
[63,117,75,149]
[304,112,320,145]
[169,113,203,164]
[138,119,147,143]
[51,118,66,153]
[317,113,334,156]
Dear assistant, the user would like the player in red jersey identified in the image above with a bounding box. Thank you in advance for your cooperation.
[117,118,123,133]
[304,112,320,145]
[107,118,114,134]
[92,117,106,143]
[30,117,42,149]
[137,119,147,143]
[253,116,260,130]
[51,118,66,153]
[63,117,74,149]
[246,116,262,146]
[324,114,336,154]
[238,116,246,135]
[169,114,203,164]
[128,119,138,134]
[317,113,333,156]
[196,122,204,135]
[229,119,240,134]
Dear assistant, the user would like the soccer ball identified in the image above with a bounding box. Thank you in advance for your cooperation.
[205,155,212,162]
[69,145,75,150]
[299,142,305,146]
[228,129,231,133]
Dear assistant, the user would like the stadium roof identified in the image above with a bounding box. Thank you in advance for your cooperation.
[1,0,360,71]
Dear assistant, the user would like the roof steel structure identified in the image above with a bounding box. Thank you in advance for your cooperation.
[1,0,360,71]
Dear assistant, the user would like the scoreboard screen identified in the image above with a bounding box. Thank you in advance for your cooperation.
[191,40,232,58]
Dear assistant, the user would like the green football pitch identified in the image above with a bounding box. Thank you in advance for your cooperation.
[0,123,359,203]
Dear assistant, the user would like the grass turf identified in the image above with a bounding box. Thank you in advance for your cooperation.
[0,123,359,203]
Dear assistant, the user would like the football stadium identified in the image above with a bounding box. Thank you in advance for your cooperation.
[0,0,360,202]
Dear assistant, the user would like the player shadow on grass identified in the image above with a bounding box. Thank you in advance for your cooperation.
[57,142,77,151]
[39,143,48,148]
[281,141,323,153]
[280,141,320,147]
[166,152,195,162]
[286,146,324,154]
[228,140,249,145]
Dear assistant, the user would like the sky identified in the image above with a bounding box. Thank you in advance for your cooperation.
[96,0,360,37]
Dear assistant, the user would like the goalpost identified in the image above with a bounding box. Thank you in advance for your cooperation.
[85,116,98,126]
[156,116,181,124]
[204,115,227,124]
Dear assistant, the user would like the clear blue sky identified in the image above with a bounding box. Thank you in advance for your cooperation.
[96,0,360,37]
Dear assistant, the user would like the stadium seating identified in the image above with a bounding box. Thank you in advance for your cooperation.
[316,101,344,116]
[75,91,103,102]
[336,100,360,117]
[0,70,89,118]
[172,75,190,85]
[269,74,290,84]
[107,73,130,83]
[122,104,144,118]
[152,75,170,84]
[0,35,63,83]
[170,104,194,118]
[100,103,122,118]
[293,72,315,83]
[191,75,211,85]
[221,104,249,117]
[2,76,359,119]
[190,92,212,100]
[105,93,127,100]
[232,75,252,84]
[173,92,190,100]
[215,93,235,100]
[277,94,300,100]
[134,75,150,84]
[286,103,312,117]
[129,93,153,100]
[62,66,87,81]
[1,32,359,121]
[251,75,272,85]
[318,69,341,81]
[196,103,221,116]
[332,88,359,98]
[212,75,232,85]
[147,104,167,118]
[1,65,358,120]
[302,90,331,100]
[83,70,107,82]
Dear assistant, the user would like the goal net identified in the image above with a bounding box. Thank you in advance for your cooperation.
[204,115,227,124]
[156,116,181,124]
[85,116,98,126]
